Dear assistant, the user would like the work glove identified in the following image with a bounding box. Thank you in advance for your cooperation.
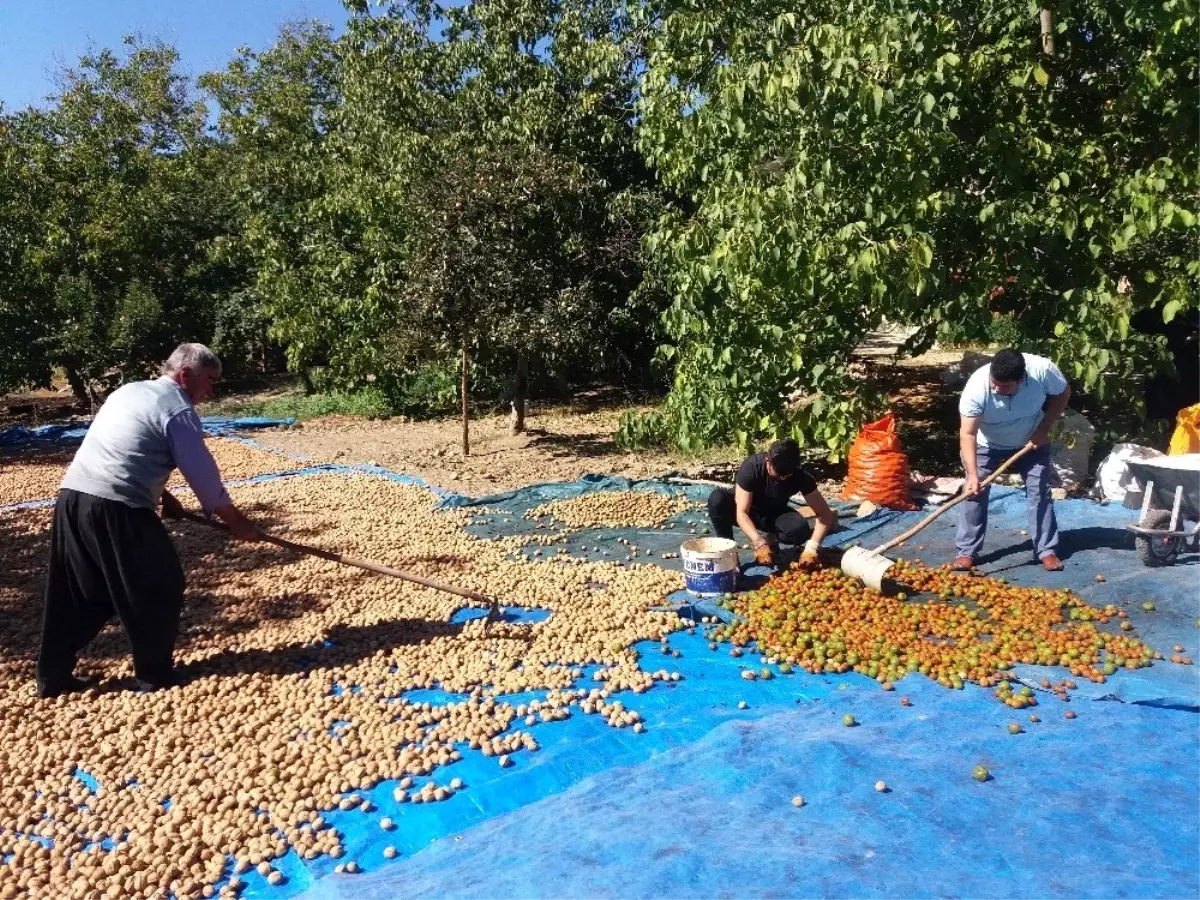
[798,548,821,569]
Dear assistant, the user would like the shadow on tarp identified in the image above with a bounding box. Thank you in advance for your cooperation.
[438,472,895,578]
[179,617,469,682]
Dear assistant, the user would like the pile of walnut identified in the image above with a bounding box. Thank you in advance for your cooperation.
[0,438,310,508]
[166,439,315,488]
[0,448,78,508]
[525,490,692,529]
[0,472,683,900]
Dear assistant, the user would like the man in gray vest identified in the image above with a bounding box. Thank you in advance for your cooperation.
[37,343,260,698]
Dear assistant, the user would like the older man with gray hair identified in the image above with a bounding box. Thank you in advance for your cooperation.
[36,343,260,698]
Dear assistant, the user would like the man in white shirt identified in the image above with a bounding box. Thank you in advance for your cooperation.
[37,344,260,698]
[954,349,1072,572]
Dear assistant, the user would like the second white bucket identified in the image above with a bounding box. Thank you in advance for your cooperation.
[680,537,739,597]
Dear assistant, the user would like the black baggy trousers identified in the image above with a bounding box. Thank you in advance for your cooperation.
[37,489,185,690]
[707,488,812,546]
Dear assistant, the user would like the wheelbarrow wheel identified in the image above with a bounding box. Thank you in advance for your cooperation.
[1135,510,1183,567]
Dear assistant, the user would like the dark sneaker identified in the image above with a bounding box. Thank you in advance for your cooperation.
[36,675,97,699]
[134,669,189,692]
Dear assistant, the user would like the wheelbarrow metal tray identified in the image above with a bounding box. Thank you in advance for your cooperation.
[1122,454,1200,520]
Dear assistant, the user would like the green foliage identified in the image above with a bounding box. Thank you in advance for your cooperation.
[396,145,609,372]
[205,387,394,422]
[109,281,164,363]
[0,38,230,399]
[615,407,669,450]
[390,361,463,418]
[205,359,478,420]
[0,108,56,391]
[203,0,665,403]
[199,22,341,379]
[209,289,275,381]
[940,313,1025,350]
[631,0,1198,456]
[2,0,1193,457]
[2,10,664,412]
[49,274,164,394]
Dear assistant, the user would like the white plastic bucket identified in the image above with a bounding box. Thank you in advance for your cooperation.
[681,537,739,597]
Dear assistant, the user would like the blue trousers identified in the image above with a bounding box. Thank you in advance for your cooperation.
[955,444,1059,560]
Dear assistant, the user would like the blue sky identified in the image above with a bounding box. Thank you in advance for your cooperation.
[0,0,351,111]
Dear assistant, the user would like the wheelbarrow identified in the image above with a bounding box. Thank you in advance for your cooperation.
[1123,454,1200,566]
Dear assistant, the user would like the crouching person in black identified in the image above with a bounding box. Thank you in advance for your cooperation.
[707,439,837,569]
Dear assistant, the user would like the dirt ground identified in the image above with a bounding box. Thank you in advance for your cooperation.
[0,386,79,428]
[242,359,963,498]
[248,402,743,497]
[1,346,968,499]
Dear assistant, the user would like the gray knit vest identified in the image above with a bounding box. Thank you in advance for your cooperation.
[61,377,194,509]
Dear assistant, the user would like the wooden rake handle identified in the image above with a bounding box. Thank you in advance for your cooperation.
[873,443,1037,555]
[177,511,496,606]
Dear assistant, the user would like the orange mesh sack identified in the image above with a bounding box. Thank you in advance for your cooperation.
[842,412,916,510]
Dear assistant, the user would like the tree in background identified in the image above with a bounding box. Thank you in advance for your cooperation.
[2,0,1191,453]
[0,106,56,394]
[230,0,666,447]
[379,0,666,445]
[622,0,1198,457]
[398,145,610,450]
[0,38,230,404]
[200,22,341,385]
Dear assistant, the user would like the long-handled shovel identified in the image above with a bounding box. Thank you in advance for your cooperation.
[839,443,1036,590]
[177,510,501,622]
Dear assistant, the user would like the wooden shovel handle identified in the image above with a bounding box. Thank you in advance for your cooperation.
[177,511,495,606]
[873,443,1037,555]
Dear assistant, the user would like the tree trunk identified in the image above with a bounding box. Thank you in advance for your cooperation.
[65,368,92,410]
[509,349,529,435]
[461,343,470,458]
[1040,7,1054,55]
[300,367,317,395]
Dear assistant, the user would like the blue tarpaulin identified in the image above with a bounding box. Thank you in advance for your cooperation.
[0,416,295,448]
[862,486,1200,711]
[3,425,1196,898]
[443,473,890,574]
[299,673,1197,900]
[282,479,1197,900]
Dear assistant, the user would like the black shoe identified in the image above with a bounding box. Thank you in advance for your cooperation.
[134,669,189,692]
[36,675,97,699]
